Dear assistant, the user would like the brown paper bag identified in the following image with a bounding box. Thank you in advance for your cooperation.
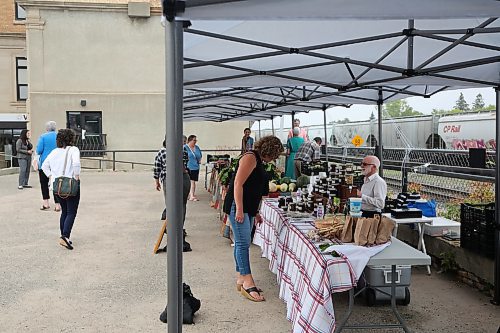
[354,217,372,246]
[366,215,381,245]
[375,215,395,245]
[341,215,354,243]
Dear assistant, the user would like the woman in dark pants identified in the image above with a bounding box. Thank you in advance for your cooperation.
[36,121,60,211]
[16,129,33,189]
[223,136,283,302]
[42,129,81,250]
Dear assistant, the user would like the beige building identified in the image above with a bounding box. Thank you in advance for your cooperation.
[0,1,28,167]
[6,0,249,167]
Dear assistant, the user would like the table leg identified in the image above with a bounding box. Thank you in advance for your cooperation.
[390,265,411,333]
[393,223,399,237]
[417,224,431,275]
[334,288,354,333]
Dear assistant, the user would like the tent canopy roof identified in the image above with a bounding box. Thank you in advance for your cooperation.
[171,2,500,121]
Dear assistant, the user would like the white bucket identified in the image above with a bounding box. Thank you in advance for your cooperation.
[349,197,362,217]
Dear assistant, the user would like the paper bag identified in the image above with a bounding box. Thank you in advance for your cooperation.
[375,215,395,245]
[366,215,381,245]
[354,217,371,246]
[341,215,354,243]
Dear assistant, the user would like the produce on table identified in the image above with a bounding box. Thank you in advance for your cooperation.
[269,182,278,193]
[296,175,310,188]
[280,177,291,185]
[280,183,288,192]
[288,183,296,192]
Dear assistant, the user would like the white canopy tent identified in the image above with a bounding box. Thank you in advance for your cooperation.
[180,17,500,121]
[162,1,500,332]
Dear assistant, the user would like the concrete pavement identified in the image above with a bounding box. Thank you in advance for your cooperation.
[0,170,499,333]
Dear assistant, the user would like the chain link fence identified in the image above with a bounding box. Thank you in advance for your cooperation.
[325,146,496,221]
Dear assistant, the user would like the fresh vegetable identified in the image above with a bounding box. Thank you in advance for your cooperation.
[296,175,310,188]
[288,183,296,192]
[280,183,288,192]
[269,182,278,192]
[280,177,291,185]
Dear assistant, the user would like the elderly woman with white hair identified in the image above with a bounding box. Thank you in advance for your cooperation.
[36,121,60,211]
[285,127,304,179]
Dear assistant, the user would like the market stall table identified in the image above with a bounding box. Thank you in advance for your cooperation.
[255,199,431,333]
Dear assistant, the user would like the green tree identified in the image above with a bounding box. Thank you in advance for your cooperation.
[484,104,495,111]
[336,118,350,124]
[454,92,470,111]
[383,100,423,118]
[472,93,485,111]
[432,108,462,116]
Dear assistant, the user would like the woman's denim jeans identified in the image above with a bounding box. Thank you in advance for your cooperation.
[228,202,254,276]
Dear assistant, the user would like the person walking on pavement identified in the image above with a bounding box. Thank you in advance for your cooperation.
[16,129,33,190]
[36,121,61,211]
[41,129,81,250]
[184,135,202,201]
[154,139,192,252]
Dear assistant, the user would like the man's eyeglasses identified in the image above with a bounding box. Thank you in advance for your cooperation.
[361,162,375,167]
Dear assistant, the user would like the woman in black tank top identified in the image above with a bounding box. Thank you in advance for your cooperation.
[223,136,283,302]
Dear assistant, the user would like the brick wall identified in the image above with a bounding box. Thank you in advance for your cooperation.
[0,0,26,34]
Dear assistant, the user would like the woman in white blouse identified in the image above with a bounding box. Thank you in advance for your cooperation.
[42,129,81,250]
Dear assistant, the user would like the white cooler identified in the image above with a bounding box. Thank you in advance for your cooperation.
[424,217,460,237]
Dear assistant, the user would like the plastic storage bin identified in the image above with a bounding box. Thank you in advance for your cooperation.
[362,265,412,306]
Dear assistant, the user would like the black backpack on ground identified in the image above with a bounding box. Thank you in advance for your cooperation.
[159,283,201,325]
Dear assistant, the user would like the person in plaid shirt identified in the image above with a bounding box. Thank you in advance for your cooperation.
[154,139,191,251]
[294,137,322,177]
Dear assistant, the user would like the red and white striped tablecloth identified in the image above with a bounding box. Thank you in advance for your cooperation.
[254,199,357,333]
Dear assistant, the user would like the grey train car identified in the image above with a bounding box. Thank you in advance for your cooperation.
[258,115,443,149]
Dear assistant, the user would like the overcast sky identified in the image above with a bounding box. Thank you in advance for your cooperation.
[252,87,497,130]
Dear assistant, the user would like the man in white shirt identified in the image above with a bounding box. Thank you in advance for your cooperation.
[287,119,309,141]
[356,155,387,218]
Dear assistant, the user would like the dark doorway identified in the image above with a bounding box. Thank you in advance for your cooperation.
[66,111,106,156]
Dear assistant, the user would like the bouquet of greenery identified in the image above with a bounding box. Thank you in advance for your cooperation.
[218,156,241,186]
[264,162,282,183]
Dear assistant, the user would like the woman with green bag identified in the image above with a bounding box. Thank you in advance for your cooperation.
[42,129,81,250]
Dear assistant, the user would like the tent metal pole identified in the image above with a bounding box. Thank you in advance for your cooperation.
[271,116,275,136]
[377,89,384,177]
[322,105,328,164]
[165,18,183,333]
[291,111,295,127]
[258,120,261,140]
[493,86,500,306]
[407,19,414,71]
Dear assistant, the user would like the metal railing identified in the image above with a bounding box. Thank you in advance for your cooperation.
[75,134,107,157]
[79,149,157,171]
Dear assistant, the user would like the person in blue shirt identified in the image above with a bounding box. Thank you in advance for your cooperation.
[36,121,60,211]
[184,135,202,201]
[240,128,254,155]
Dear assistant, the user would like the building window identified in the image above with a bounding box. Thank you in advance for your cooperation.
[16,57,28,101]
[15,2,26,20]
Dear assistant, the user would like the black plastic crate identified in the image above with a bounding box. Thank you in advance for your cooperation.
[460,203,495,258]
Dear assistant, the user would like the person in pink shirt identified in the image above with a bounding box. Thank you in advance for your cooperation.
[287,118,309,141]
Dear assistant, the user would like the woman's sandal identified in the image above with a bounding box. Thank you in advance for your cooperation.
[40,206,50,211]
[236,283,263,293]
[241,286,265,302]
